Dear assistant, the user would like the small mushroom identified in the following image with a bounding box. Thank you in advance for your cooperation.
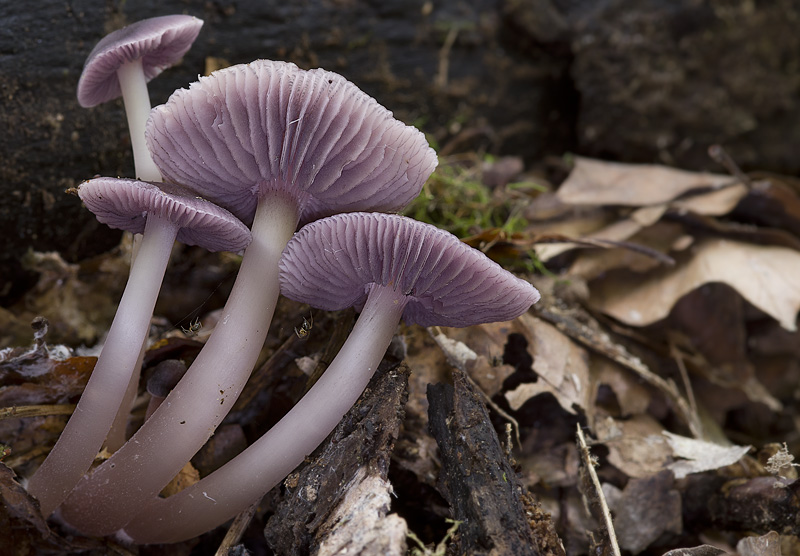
[27,177,250,517]
[121,212,540,543]
[59,60,437,536]
[77,15,203,180]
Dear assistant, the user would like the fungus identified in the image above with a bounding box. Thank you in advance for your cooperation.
[58,60,437,535]
[27,177,250,516]
[77,15,203,180]
[120,212,540,543]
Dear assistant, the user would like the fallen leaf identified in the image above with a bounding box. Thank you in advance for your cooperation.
[594,415,672,478]
[592,239,800,331]
[662,546,727,556]
[664,432,751,479]
[558,157,735,206]
[603,470,682,554]
[503,314,591,415]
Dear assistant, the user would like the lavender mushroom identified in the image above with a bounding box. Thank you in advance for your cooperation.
[119,212,540,543]
[27,178,250,516]
[58,60,437,535]
[77,15,203,180]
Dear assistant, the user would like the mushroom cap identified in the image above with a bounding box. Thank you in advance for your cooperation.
[78,15,204,108]
[146,60,437,227]
[279,213,540,327]
[77,177,251,253]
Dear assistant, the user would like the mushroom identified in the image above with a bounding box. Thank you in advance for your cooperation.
[120,212,540,543]
[58,60,437,535]
[77,15,203,180]
[77,15,202,451]
[26,177,250,517]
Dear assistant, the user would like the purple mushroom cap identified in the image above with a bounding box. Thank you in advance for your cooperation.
[77,15,204,107]
[146,60,438,227]
[279,213,541,327]
[78,177,251,252]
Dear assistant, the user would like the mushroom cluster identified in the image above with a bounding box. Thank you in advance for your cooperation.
[27,15,540,544]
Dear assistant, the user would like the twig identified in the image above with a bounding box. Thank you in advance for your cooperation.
[435,26,459,89]
[0,404,76,420]
[576,425,621,556]
[215,500,260,556]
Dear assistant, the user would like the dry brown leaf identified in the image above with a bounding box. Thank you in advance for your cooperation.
[662,546,728,556]
[603,470,682,554]
[432,324,517,398]
[663,432,751,479]
[592,239,800,331]
[502,314,592,414]
[672,183,749,215]
[590,357,652,419]
[558,157,734,206]
[594,415,672,478]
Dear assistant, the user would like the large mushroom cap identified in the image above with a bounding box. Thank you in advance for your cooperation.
[78,15,204,107]
[78,177,251,252]
[146,60,438,226]
[279,213,540,327]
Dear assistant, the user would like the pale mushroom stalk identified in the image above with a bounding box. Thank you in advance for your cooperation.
[76,15,204,450]
[58,191,299,535]
[27,214,180,516]
[27,177,249,517]
[116,58,162,182]
[59,60,436,537]
[123,284,407,543]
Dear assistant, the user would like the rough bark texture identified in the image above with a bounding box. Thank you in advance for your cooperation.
[263,359,409,556]
[427,368,557,555]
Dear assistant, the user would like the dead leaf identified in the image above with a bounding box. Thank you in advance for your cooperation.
[594,415,672,478]
[592,239,800,331]
[662,546,728,556]
[603,470,682,554]
[558,157,735,206]
[672,183,749,215]
[663,432,751,479]
[503,314,592,415]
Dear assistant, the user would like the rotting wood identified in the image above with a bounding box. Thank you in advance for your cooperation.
[427,368,563,556]
[264,358,409,556]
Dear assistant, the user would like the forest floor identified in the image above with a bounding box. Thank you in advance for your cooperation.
[1,149,800,555]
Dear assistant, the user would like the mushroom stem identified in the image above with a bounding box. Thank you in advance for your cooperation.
[123,283,408,543]
[27,213,179,516]
[116,59,162,182]
[59,190,299,535]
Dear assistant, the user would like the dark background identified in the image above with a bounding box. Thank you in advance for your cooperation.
[2,0,799,305]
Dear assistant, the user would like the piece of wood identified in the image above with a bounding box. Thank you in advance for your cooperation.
[427,368,563,555]
[264,359,409,556]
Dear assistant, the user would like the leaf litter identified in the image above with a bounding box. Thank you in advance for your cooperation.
[3,151,800,554]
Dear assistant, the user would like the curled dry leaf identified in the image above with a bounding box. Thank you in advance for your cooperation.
[592,239,800,331]
[501,314,592,415]
[663,432,751,480]
[557,157,736,207]
[594,415,673,478]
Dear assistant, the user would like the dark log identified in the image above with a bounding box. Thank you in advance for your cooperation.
[427,368,563,555]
